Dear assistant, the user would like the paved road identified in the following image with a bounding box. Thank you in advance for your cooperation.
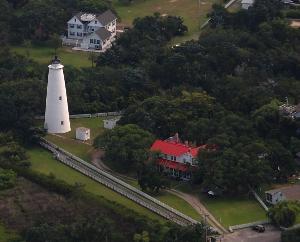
[223,225,281,242]
[168,190,227,234]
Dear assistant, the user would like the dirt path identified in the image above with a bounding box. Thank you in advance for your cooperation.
[91,150,137,183]
[168,189,228,234]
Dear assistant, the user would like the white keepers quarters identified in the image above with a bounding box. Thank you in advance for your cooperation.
[44,56,71,133]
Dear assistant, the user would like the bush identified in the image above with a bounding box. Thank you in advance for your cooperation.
[268,201,300,228]
[282,227,300,242]
[0,168,17,190]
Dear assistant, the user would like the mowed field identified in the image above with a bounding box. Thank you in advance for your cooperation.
[11,45,93,68]
[200,195,267,228]
[37,117,106,161]
[28,147,202,221]
[114,0,222,43]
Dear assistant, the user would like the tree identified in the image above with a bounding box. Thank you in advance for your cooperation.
[268,201,300,227]
[0,169,17,190]
[93,124,155,172]
[133,231,150,242]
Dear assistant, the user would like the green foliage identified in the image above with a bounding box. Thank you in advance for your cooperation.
[94,124,155,172]
[133,231,150,242]
[282,226,300,242]
[138,163,170,193]
[197,142,272,193]
[268,201,300,228]
[0,169,16,190]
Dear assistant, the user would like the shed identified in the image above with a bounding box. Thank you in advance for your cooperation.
[103,118,119,129]
[76,127,90,141]
[241,0,255,9]
[265,189,285,205]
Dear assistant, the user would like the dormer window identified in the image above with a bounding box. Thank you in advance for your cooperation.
[75,19,76,22]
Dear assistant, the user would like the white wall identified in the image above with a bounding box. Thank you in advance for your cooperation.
[76,129,90,141]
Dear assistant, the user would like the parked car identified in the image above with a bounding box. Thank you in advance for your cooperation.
[252,225,265,233]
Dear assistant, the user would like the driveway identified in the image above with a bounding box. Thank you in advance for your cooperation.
[223,225,281,242]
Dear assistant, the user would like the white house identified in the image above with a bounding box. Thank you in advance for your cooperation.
[66,10,117,51]
[150,134,208,180]
[76,127,90,141]
[265,189,285,205]
[241,0,255,9]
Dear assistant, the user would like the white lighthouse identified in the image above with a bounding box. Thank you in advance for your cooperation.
[44,56,71,133]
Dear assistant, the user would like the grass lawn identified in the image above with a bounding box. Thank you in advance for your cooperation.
[113,0,222,43]
[156,192,202,221]
[28,147,202,222]
[28,147,165,222]
[199,195,267,228]
[40,117,106,161]
[11,45,93,68]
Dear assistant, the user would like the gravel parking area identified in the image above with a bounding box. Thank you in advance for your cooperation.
[223,224,281,242]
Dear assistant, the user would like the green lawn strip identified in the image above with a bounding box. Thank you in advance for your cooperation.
[45,134,92,161]
[114,0,222,43]
[199,195,267,228]
[63,117,105,141]
[0,224,19,242]
[11,45,92,68]
[28,147,165,222]
[29,146,202,222]
[156,191,202,221]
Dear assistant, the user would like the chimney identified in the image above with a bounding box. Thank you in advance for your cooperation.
[175,133,179,143]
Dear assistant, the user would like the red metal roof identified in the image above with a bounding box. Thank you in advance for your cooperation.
[151,140,205,158]
[158,159,189,172]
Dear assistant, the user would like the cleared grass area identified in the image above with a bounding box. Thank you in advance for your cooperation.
[156,192,202,221]
[28,147,202,222]
[11,45,93,68]
[28,147,165,222]
[114,0,221,43]
[41,117,106,161]
[199,195,267,228]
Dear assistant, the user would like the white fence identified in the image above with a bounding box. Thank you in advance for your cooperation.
[35,111,123,120]
[250,188,269,211]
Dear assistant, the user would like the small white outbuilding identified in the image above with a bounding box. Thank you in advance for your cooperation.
[241,0,255,10]
[103,118,120,129]
[76,127,90,141]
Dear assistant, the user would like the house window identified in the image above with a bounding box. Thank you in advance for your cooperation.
[61,121,64,125]
[77,24,82,29]
[69,24,75,28]
[95,20,97,24]
[69,31,75,36]
[97,40,100,44]
[74,19,76,22]
[77,32,82,36]
[59,96,62,100]
[174,157,176,161]
[90,39,93,44]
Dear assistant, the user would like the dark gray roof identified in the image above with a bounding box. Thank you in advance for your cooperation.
[95,27,111,40]
[96,10,117,26]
